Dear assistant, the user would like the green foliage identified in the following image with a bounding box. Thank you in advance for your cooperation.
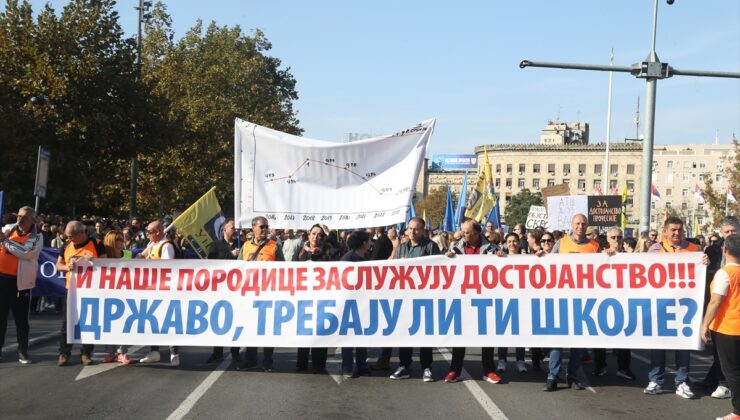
[414,186,457,230]
[504,188,543,227]
[0,0,301,219]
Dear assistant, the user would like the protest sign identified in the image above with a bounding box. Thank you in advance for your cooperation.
[525,205,548,230]
[588,196,622,227]
[547,195,588,231]
[68,253,705,350]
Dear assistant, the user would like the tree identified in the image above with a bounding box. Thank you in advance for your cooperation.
[414,186,457,230]
[702,139,740,228]
[504,189,542,227]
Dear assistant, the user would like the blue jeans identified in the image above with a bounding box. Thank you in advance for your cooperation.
[548,348,582,380]
[341,347,368,372]
[648,349,690,386]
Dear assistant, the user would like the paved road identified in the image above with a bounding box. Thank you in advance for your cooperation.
[0,312,732,419]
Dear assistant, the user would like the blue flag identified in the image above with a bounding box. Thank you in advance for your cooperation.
[453,170,468,230]
[486,197,502,228]
[444,185,454,232]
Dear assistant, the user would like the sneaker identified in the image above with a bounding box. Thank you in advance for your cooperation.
[81,354,93,366]
[616,369,636,380]
[116,353,133,365]
[497,360,507,372]
[422,368,434,382]
[101,353,117,363]
[170,354,180,368]
[543,378,557,392]
[18,352,32,365]
[390,366,410,380]
[675,382,695,399]
[711,385,732,399]
[140,350,160,363]
[206,353,223,363]
[57,354,69,367]
[444,371,460,383]
[592,367,607,377]
[516,361,527,373]
[643,381,663,395]
[484,372,502,384]
[342,370,354,379]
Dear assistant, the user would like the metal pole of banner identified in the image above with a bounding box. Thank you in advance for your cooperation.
[520,0,740,235]
[130,0,152,218]
[604,49,614,195]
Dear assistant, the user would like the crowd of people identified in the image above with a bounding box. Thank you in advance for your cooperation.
[0,207,738,419]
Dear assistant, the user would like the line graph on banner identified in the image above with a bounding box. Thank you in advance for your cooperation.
[262,157,412,197]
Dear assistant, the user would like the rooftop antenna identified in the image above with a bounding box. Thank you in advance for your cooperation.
[714,129,719,145]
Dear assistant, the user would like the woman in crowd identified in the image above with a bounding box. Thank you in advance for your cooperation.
[635,233,651,253]
[538,232,555,254]
[296,224,337,373]
[495,233,527,372]
[527,229,544,255]
[100,231,133,364]
[623,237,637,253]
[339,230,373,378]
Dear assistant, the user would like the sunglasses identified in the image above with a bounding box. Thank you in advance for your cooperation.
[609,236,623,240]
[145,230,157,235]
[540,238,554,243]
[255,225,269,229]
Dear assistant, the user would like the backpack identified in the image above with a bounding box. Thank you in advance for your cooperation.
[156,240,183,259]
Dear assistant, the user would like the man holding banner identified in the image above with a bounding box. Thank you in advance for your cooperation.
[237,216,284,372]
[389,217,440,382]
[544,213,599,392]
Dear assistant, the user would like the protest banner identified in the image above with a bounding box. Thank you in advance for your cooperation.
[67,253,705,350]
[234,118,434,229]
[587,196,622,227]
[547,195,588,231]
[540,184,570,210]
[525,205,548,230]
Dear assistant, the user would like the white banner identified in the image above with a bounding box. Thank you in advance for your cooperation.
[68,253,705,349]
[234,118,434,229]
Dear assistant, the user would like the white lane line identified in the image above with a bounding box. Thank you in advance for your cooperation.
[75,346,144,381]
[2,330,59,353]
[326,351,345,385]
[631,352,700,383]
[166,354,232,420]
[437,348,509,420]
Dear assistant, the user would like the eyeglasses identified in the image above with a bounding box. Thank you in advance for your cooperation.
[145,230,157,235]
[255,225,269,229]
[609,236,623,240]
[649,233,657,237]
[540,238,554,243]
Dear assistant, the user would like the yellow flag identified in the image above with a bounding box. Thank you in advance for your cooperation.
[465,146,495,223]
[620,182,628,230]
[169,186,225,259]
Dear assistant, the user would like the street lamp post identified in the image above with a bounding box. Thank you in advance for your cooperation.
[520,0,740,234]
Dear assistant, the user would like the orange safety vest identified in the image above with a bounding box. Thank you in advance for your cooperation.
[0,227,30,276]
[558,235,599,254]
[659,240,700,253]
[63,239,103,288]
[241,240,278,261]
[709,265,740,336]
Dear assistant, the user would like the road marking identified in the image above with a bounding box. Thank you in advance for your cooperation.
[166,354,232,420]
[75,346,143,381]
[437,348,508,420]
[2,330,59,353]
[326,351,345,385]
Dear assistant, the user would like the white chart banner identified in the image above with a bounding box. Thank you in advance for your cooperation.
[234,118,434,229]
[68,253,705,349]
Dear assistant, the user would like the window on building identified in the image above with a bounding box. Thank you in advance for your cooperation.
[548,164,556,175]
[505,193,512,201]
[717,161,724,171]
[547,179,555,187]
[495,164,501,175]
[682,173,690,183]
[682,188,689,197]
[716,173,723,182]
[699,161,706,169]
[626,196,634,208]
[578,164,586,175]
[593,180,601,189]
[563,179,570,185]
[667,161,674,169]
[505,178,512,188]
[518,178,525,188]
[578,179,586,190]
[698,203,704,212]
[506,164,512,174]
[563,164,570,175]
[594,164,602,175]
[651,201,656,210]
[627,180,635,192]
[610,180,618,190]
[533,164,540,173]
[681,202,688,210]
[627,164,635,175]
[495,178,500,188]
[533,179,540,189]
[666,202,672,208]
[683,161,691,169]
[692,161,697,169]
[666,188,672,196]
[610,164,618,176]
[518,164,526,174]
